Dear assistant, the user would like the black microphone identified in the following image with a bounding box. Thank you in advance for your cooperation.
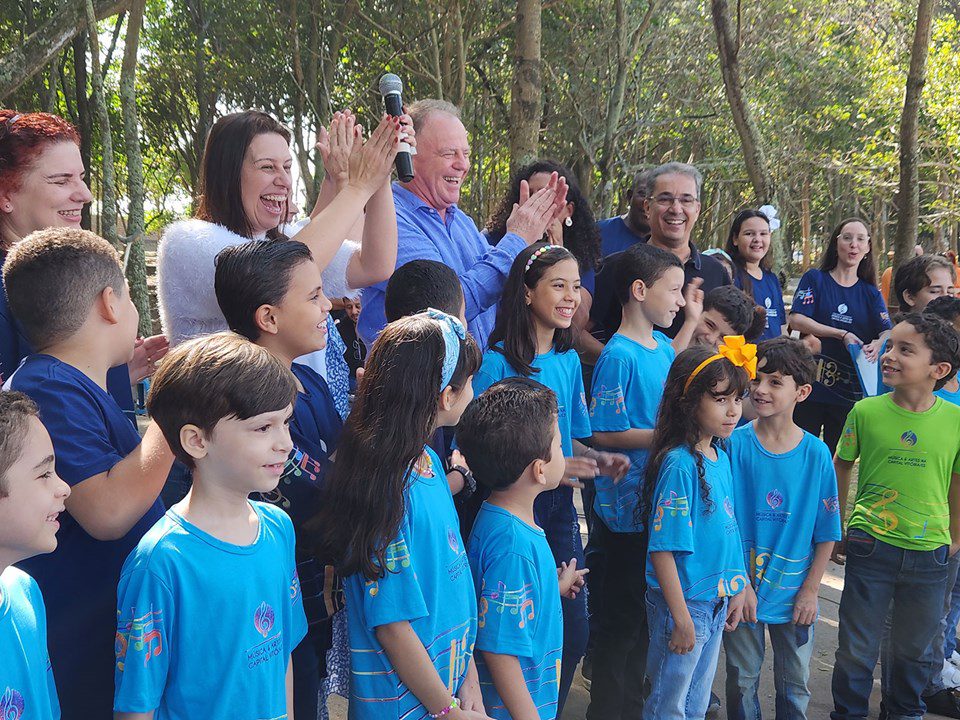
[379,73,414,182]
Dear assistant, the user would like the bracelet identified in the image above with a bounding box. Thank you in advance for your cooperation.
[429,697,460,719]
[841,331,850,343]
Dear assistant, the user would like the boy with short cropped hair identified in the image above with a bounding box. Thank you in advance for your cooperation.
[385,259,467,325]
[585,242,686,720]
[2,227,173,719]
[114,333,307,719]
[831,312,960,720]
[457,377,586,720]
[0,391,71,720]
[214,238,342,718]
[723,337,841,719]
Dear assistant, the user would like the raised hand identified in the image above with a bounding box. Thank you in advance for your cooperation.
[346,114,401,196]
[683,277,705,325]
[316,110,357,189]
[128,334,170,384]
[594,450,630,482]
[506,172,570,245]
[561,455,599,489]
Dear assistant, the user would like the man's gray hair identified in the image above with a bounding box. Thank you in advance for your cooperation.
[630,169,654,198]
[407,99,461,133]
[647,162,704,199]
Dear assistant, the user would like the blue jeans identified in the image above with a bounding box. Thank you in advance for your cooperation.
[945,569,960,660]
[724,621,815,720]
[534,486,588,717]
[831,528,949,720]
[644,587,727,720]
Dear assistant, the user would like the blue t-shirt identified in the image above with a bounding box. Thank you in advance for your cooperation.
[590,332,674,532]
[598,216,645,258]
[344,447,477,720]
[7,354,165,718]
[646,446,748,601]
[114,503,307,718]
[734,268,786,342]
[256,363,342,638]
[726,424,842,623]
[790,269,891,406]
[473,346,591,458]
[936,385,960,405]
[468,503,562,720]
[0,568,60,720]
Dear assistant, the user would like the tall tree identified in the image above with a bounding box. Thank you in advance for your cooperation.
[509,0,542,171]
[120,0,151,334]
[892,0,937,274]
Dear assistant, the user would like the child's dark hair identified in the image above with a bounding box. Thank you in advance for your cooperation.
[488,242,578,375]
[613,243,683,305]
[147,332,298,469]
[896,312,960,391]
[384,259,465,322]
[2,227,125,349]
[455,377,558,491]
[314,313,482,580]
[724,209,772,296]
[756,336,816,387]
[893,254,954,310]
[214,238,315,340]
[0,391,40,497]
[638,345,750,525]
[924,295,960,326]
[704,286,767,342]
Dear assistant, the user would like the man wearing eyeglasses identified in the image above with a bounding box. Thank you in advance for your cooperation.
[589,162,730,343]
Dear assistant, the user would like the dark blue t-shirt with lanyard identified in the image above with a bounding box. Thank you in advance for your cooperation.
[734,268,786,341]
[790,268,891,406]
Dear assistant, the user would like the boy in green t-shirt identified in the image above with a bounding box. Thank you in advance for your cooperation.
[831,312,960,720]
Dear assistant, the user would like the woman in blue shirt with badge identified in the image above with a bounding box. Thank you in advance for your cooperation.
[788,217,891,453]
[725,208,786,342]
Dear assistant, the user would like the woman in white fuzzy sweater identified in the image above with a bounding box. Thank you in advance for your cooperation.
[157,110,404,407]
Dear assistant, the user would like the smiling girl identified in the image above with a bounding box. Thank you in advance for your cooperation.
[725,209,786,341]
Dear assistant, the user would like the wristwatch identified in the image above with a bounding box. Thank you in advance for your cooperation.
[448,461,476,499]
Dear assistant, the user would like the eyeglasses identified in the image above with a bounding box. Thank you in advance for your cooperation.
[650,194,700,208]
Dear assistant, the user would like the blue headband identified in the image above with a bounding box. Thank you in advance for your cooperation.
[426,308,466,390]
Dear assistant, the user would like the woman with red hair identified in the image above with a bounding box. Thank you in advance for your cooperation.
[0,110,167,393]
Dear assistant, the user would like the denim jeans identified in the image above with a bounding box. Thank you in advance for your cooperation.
[534,485,589,717]
[724,621,815,720]
[644,587,727,720]
[831,528,949,720]
[944,569,960,660]
[586,520,648,720]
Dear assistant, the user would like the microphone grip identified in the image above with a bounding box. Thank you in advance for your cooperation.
[383,93,403,117]
[395,152,414,182]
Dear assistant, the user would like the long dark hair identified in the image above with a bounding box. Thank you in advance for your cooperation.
[637,345,750,526]
[312,314,481,580]
[819,216,877,287]
[196,110,291,240]
[485,160,601,275]
[724,209,772,296]
[487,242,578,376]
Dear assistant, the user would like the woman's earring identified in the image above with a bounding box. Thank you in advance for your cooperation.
[564,217,573,227]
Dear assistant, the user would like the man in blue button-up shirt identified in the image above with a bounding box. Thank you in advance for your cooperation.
[358,99,565,350]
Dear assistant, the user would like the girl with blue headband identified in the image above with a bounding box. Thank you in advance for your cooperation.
[313,311,487,720]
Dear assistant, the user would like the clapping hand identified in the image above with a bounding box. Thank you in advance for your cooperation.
[316,110,357,189]
[505,172,570,245]
[346,114,401,196]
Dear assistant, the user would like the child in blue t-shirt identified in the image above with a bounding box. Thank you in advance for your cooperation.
[313,311,488,720]
[0,391,71,720]
[474,243,629,713]
[2,228,174,718]
[723,337,840,719]
[640,341,752,720]
[214,239,343,719]
[725,209,787,342]
[458,378,587,720]
[113,333,307,719]
[586,243,683,719]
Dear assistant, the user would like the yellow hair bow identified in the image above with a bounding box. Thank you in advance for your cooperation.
[683,335,758,394]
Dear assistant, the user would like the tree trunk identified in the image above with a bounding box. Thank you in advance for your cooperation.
[72,33,93,230]
[119,0,152,335]
[892,0,937,275]
[509,0,542,172]
[801,176,811,270]
[0,0,128,100]
[710,0,776,206]
[84,0,118,247]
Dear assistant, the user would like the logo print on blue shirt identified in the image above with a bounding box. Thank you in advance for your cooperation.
[724,497,735,518]
[0,688,24,720]
[766,489,784,510]
[447,526,461,553]
[254,602,276,638]
[765,297,772,308]
[838,303,848,314]
[901,430,919,447]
